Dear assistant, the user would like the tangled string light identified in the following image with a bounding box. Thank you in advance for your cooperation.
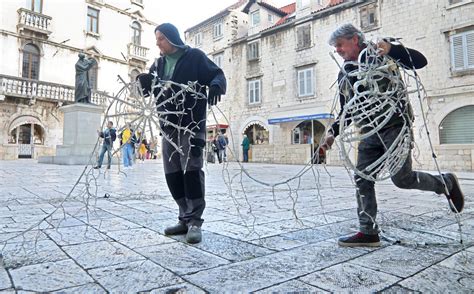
[1,38,469,271]
[336,41,413,181]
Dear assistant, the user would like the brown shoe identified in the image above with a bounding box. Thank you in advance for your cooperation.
[445,173,465,213]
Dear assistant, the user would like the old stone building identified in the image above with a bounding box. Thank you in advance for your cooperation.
[0,0,158,159]
[184,0,250,151]
[186,0,474,171]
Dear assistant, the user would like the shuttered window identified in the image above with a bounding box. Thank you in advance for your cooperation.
[297,67,314,97]
[248,79,261,104]
[360,3,378,30]
[296,24,311,49]
[450,30,474,71]
[439,106,474,144]
[247,41,260,61]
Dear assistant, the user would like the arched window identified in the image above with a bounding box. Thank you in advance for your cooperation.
[22,44,40,80]
[292,120,326,145]
[89,59,98,91]
[131,21,142,45]
[244,123,269,145]
[130,69,140,82]
[130,69,141,96]
[439,105,474,144]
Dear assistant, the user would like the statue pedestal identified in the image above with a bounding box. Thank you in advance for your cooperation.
[39,103,104,165]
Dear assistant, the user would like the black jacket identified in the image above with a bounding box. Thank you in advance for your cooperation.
[99,128,116,145]
[148,46,226,133]
[330,43,427,137]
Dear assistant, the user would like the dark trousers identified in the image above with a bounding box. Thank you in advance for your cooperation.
[243,149,249,162]
[355,125,452,235]
[162,130,206,226]
[97,144,112,168]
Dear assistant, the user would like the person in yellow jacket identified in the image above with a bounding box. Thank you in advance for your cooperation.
[120,123,135,168]
[138,138,147,162]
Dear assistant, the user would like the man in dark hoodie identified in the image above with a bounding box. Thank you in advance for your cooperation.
[137,23,226,243]
[321,24,465,247]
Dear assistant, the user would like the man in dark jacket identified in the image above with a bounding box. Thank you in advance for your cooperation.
[94,121,116,169]
[321,24,465,247]
[137,23,226,243]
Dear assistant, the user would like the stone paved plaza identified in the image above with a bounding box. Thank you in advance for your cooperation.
[0,160,473,293]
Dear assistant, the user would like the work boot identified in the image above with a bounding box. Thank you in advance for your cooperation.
[444,173,465,213]
[186,225,202,244]
[338,232,380,247]
[164,222,188,236]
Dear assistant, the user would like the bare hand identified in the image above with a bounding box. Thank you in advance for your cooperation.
[320,135,335,151]
[377,41,391,56]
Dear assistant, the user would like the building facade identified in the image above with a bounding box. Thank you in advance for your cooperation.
[186,0,474,171]
[0,0,158,159]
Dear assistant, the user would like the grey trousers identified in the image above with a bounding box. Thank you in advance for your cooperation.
[162,130,206,226]
[355,125,452,235]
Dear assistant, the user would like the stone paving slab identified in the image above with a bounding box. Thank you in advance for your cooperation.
[0,160,473,292]
[248,234,308,251]
[62,241,145,270]
[149,282,206,294]
[254,280,328,293]
[184,241,367,292]
[0,230,48,244]
[86,217,143,233]
[2,240,68,269]
[0,267,11,290]
[9,259,93,292]
[105,228,175,249]
[298,262,401,292]
[44,225,111,246]
[88,260,182,292]
[170,230,275,262]
[350,244,453,278]
[43,211,86,228]
[135,242,230,275]
[399,264,474,293]
[48,283,105,293]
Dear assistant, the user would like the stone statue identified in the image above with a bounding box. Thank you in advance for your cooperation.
[74,53,97,103]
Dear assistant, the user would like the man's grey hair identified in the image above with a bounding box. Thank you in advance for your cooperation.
[328,23,365,47]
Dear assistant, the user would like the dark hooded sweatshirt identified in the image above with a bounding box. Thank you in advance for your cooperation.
[148,47,226,133]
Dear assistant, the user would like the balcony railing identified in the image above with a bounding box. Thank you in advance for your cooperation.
[17,8,52,36]
[127,43,149,62]
[0,74,107,105]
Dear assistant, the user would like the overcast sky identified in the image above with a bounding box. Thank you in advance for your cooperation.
[154,0,294,33]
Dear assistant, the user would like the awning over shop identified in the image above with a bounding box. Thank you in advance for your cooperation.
[268,107,334,124]
[207,124,228,130]
[8,115,45,133]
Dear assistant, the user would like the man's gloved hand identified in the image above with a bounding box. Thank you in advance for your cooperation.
[136,73,154,97]
[208,85,222,106]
